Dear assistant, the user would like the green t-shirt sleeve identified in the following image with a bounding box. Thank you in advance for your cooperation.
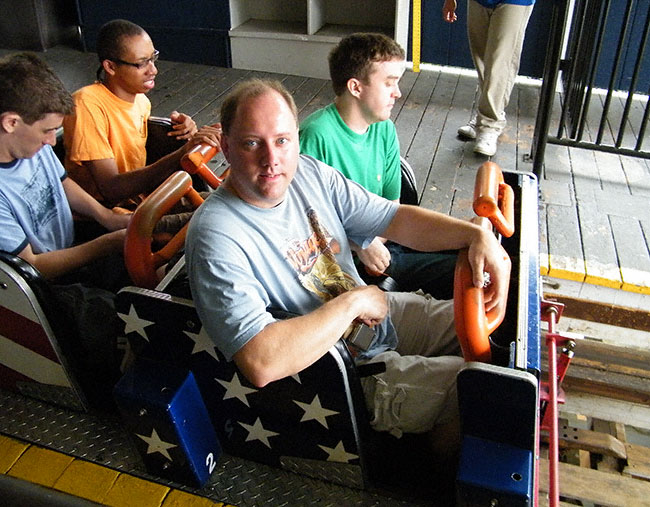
[299,123,327,162]
[381,124,401,201]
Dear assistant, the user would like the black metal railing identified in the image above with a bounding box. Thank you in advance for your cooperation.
[531,0,650,177]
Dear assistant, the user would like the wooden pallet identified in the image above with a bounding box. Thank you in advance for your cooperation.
[539,329,650,506]
[538,416,650,506]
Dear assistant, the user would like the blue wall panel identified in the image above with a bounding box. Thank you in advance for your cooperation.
[77,0,231,67]
[409,1,554,80]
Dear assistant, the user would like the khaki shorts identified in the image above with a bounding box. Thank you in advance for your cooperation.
[359,291,462,438]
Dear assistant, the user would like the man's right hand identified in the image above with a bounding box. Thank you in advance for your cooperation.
[344,285,389,328]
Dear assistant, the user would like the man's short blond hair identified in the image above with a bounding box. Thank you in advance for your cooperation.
[220,79,298,135]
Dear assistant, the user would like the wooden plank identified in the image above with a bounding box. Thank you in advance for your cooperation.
[569,143,601,205]
[541,139,573,185]
[609,215,650,294]
[624,444,650,481]
[292,77,329,117]
[538,499,576,507]
[394,68,439,156]
[539,201,550,276]
[542,425,627,459]
[514,81,539,171]
[424,72,482,216]
[540,294,650,331]
[571,340,650,378]
[177,67,252,126]
[621,156,650,198]
[298,79,334,122]
[546,203,586,282]
[446,73,484,188]
[280,74,310,96]
[578,201,622,289]
[419,72,465,215]
[153,65,227,117]
[492,84,519,172]
[538,458,650,506]
[408,71,464,208]
[593,419,625,473]
[597,150,631,195]
[559,365,650,405]
[148,61,211,110]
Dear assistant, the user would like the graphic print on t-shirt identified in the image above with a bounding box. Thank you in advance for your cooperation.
[24,162,58,236]
[285,209,357,301]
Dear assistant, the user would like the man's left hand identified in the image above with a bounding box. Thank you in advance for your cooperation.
[467,229,511,314]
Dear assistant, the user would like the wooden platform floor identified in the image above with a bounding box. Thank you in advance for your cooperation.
[5,45,650,310]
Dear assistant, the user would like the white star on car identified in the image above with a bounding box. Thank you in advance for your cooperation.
[239,418,279,448]
[294,394,339,428]
[184,326,219,360]
[318,441,358,463]
[118,304,154,340]
[216,372,257,407]
[136,428,177,461]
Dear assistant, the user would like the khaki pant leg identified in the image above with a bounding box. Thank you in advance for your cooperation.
[359,292,462,437]
[468,0,534,132]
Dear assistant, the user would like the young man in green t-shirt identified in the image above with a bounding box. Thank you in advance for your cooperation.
[300,33,456,300]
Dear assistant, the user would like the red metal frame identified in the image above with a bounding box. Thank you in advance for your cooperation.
[539,299,578,507]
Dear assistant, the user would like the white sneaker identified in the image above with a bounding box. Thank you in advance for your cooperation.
[457,119,477,139]
[474,130,499,156]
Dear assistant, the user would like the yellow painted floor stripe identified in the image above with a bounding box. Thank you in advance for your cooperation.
[8,445,75,487]
[103,474,170,507]
[539,253,549,277]
[54,460,121,504]
[0,434,28,473]
[0,435,234,507]
[544,254,650,294]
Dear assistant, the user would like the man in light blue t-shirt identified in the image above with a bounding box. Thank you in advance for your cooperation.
[300,33,457,300]
[186,78,512,468]
[0,53,133,399]
[0,53,131,281]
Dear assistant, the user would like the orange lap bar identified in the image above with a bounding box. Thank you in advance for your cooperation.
[126,143,226,289]
[473,161,515,238]
[124,171,203,289]
[180,144,225,189]
[454,162,515,363]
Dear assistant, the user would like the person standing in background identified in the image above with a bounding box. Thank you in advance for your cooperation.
[443,0,535,156]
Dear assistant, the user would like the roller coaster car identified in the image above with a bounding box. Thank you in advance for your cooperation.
[0,117,198,410]
[114,158,541,503]
[0,132,405,412]
[0,122,541,502]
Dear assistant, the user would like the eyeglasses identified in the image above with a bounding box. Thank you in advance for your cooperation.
[113,50,159,69]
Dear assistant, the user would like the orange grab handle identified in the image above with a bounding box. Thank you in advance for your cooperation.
[472,161,515,238]
[180,143,224,189]
[124,171,204,289]
[453,249,508,363]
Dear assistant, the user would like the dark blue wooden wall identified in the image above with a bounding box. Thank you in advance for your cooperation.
[408,1,553,79]
[76,0,232,67]
[409,0,649,93]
